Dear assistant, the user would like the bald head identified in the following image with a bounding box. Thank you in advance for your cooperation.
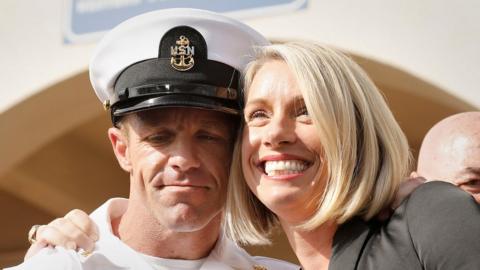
[417,112,480,202]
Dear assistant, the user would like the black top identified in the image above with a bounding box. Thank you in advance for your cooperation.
[329,181,480,270]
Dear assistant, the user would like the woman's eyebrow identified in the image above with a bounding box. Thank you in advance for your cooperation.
[244,98,267,106]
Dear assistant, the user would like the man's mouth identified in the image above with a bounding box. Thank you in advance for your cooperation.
[262,160,309,177]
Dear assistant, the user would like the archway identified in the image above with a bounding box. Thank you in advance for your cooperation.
[0,54,475,267]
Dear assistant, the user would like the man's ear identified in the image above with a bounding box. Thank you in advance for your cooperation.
[108,127,132,172]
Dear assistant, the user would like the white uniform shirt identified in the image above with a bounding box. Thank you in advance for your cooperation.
[7,198,299,270]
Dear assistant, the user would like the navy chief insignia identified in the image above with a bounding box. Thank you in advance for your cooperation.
[170,35,195,71]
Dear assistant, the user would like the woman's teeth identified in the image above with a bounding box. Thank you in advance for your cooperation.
[264,160,307,176]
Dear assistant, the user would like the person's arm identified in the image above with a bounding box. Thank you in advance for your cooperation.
[406,181,480,269]
[25,209,98,260]
[7,247,83,270]
[377,176,426,220]
[23,177,425,259]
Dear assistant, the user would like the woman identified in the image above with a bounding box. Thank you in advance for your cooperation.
[26,42,480,269]
[225,42,480,269]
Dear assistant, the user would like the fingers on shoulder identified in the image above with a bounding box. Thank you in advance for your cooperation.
[36,224,76,249]
[65,209,99,240]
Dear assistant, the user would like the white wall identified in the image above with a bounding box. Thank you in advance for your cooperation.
[1,0,479,114]
[246,0,480,108]
[1,0,94,112]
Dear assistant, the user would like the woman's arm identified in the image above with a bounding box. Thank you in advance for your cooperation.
[25,209,98,260]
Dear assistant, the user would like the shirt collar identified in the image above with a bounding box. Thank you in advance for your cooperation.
[86,198,258,270]
[200,232,257,269]
[86,198,141,268]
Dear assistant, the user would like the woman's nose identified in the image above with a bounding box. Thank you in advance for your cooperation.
[263,116,296,148]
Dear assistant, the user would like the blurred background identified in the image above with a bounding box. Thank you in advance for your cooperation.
[1,0,479,267]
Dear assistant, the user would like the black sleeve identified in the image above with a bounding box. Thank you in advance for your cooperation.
[405,181,480,269]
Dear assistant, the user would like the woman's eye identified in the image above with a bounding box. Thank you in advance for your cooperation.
[247,110,269,121]
[296,106,309,116]
[295,106,312,124]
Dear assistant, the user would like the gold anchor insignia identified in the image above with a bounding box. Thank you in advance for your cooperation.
[170,35,195,71]
[253,265,268,270]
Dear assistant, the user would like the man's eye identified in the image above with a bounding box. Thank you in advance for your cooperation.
[198,134,215,140]
[145,132,173,144]
[464,179,480,187]
[197,133,223,142]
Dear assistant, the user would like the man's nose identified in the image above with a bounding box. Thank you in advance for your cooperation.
[168,138,201,172]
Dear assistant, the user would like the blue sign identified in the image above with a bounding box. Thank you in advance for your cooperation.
[64,0,307,43]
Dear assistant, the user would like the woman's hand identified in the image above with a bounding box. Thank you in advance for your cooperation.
[25,209,99,260]
[377,174,426,220]
[392,173,426,208]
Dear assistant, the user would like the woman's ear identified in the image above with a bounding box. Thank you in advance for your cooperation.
[108,127,132,172]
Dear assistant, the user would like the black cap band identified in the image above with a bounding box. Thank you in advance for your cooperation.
[114,57,240,96]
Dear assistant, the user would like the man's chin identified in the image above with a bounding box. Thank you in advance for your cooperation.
[151,204,222,232]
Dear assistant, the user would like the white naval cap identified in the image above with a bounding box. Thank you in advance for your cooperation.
[89,8,270,124]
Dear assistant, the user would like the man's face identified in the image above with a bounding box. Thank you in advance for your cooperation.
[437,133,480,202]
[114,107,235,232]
[420,130,480,203]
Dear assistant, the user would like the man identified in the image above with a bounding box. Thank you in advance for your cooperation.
[8,8,297,270]
[416,111,480,203]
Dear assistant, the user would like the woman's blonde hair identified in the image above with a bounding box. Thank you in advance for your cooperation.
[225,42,411,245]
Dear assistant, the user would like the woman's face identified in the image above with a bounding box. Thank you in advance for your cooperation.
[242,60,327,224]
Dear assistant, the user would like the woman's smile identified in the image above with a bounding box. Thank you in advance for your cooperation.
[257,154,311,178]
